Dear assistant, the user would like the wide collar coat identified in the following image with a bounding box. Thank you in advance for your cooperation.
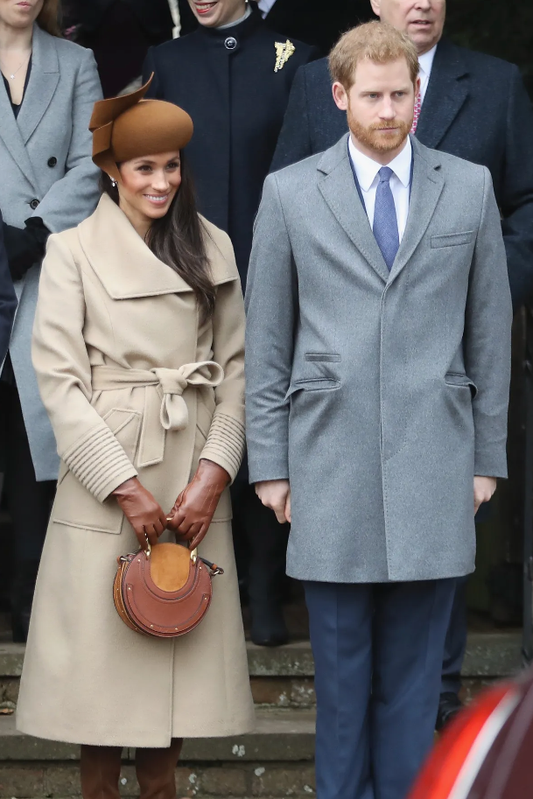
[17,195,254,747]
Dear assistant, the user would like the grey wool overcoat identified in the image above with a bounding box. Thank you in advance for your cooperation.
[245,135,513,584]
[16,195,255,747]
[1,24,102,480]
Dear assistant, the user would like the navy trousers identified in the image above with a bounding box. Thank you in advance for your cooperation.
[441,575,468,695]
[304,579,456,799]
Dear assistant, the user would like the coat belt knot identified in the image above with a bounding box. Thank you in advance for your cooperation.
[91,361,224,467]
[150,363,224,432]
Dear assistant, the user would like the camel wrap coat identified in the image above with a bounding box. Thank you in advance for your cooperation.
[16,194,255,747]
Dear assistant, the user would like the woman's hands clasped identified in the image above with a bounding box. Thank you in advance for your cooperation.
[114,460,229,551]
[166,459,230,550]
[112,477,167,550]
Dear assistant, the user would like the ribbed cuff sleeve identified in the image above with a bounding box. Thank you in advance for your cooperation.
[62,424,138,503]
[200,411,245,483]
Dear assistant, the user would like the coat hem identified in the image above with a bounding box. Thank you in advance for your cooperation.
[286,565,476,583]
[16,717,257,749]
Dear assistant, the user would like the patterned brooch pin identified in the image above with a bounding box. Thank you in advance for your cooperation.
[274,40,296,73]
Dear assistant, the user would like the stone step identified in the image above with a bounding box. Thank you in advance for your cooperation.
[0,630,524,798]
[0,633,523,713]
[0,710,316,763]
[0,632,523,679]
[0,709,317,799]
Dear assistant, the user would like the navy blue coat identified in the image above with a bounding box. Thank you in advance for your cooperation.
[0,215,17,365]
[143,7,317,285]
[272,39,533,309]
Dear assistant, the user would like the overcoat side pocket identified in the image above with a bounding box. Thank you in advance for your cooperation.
[444,372,478,398]
[52,408,141,534]
[284,377,340,400]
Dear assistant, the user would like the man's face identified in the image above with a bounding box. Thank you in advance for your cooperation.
[370,0,446,55]
[332,57,418,164]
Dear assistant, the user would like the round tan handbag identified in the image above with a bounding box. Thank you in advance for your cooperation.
[113,540,223,638]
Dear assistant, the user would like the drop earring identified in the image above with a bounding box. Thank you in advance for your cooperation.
[111,178,117,188]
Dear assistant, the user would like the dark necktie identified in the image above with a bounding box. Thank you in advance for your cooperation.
[373,167,399,271]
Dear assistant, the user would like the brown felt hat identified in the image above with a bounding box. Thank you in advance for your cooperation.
[89,75,193,181]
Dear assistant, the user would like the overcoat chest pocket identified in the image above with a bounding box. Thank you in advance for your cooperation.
[52,409,142,534]
[305,353,342,363]
[430,231,475,249]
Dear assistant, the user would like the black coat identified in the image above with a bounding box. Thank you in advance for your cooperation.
[272,39,533,309]
[0,216,17,365]
[177,0,370,54]
[143,7,317,284]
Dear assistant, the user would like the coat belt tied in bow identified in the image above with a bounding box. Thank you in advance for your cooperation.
[91,362,224,468]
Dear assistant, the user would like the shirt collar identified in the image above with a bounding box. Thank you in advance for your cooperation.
[348,135,413,191]
[418,44,437,80]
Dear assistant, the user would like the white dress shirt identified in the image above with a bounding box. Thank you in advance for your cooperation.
[418,45,437,104]
[348,136,413,242]
[257,0,278,16]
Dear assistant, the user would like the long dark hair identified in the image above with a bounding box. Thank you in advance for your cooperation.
[102,152,216,322]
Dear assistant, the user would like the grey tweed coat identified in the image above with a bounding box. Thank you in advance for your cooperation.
[245,135,512,584]
[1,24,102,481]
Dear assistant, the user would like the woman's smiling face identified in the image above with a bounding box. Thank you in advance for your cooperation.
[187,0,247,28]
[116,151,182,236]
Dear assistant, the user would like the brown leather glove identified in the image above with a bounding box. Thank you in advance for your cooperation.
[166,459,230,549]
[112,477,167,549]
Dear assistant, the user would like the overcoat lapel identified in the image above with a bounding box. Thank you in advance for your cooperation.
[389,138,444,282]
[18,25,60,146]
[78,194,237,299]
[416,39,469,149]
[317,136,390,283]
[0,42,39,188]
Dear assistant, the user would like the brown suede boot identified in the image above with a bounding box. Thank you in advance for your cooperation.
[80,745,122,799]
[135,739,183,799]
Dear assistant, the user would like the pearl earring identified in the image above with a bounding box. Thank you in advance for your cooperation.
[111,178,117,188]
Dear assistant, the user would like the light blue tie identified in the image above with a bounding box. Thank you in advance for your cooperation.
[373,167,399,271]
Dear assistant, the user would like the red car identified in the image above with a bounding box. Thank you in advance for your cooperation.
[409,669,533,798]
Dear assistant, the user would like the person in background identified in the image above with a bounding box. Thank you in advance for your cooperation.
[143,0,317,646]
[62,0,174,97]
[0,217,17,364]
[0,0,102,642]
[271,0,533,728]
[177,0,370,53]
[246,22,512,799]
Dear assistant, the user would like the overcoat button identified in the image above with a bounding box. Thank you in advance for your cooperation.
[224,36,237,50]
[29,199,40,210]
[47,157,57,167]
